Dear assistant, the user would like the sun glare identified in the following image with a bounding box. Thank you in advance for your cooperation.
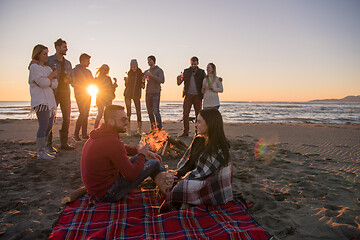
[87,85,98,106]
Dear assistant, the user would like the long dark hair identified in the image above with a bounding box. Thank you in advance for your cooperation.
[199,108,230,166]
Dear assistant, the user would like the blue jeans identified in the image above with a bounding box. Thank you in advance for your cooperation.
[36,110,55,138]
[96,155,161,202]
[146,92,162,129]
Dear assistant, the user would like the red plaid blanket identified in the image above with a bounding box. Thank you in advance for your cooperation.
[49,189,271,240]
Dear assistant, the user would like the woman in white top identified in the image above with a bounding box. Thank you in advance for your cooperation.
[28,44,58,160]
[201,63,223,110]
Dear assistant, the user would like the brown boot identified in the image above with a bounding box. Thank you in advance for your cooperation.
[59,129,75,150]
[47,131,58,154]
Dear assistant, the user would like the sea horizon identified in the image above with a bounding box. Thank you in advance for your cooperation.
[1,100,359,124]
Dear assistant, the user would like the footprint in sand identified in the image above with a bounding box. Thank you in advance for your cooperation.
[272,189,290,201]
[234,171,255,183]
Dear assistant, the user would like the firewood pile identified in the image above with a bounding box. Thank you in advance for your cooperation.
[143,129,188,158]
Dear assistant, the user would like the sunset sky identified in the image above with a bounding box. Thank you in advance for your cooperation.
[0,0,359,102]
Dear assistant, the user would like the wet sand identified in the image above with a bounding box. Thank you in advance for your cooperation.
[0,119,359,239]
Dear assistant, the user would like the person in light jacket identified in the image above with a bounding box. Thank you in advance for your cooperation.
[201,63,223,110]
[28,44,58,160]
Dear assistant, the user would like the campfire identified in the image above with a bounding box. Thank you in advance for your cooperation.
[142,129,188,158]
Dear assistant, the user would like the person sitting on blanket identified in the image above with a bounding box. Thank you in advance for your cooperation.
[159,108,233,212]
[81,104,168,202]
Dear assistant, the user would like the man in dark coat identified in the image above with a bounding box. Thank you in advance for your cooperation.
[177,56,206,137]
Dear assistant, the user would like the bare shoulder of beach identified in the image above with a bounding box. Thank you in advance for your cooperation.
[0,119,359,239]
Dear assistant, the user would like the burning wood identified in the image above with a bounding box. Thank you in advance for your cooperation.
[142,129,188,158]
[161,140,169,156]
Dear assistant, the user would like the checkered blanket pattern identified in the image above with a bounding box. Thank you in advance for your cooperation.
[49,189,271,240]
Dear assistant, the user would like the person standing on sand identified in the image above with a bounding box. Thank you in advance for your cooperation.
[123,59,144,136]
[94,64,118,129]
[81,105,168,202]
[28,44,58,160]
[159,108,232,213]
[176,56,206,137]
[72,53,93,141]
[201,63,223,110]
[47,38,75,150]
[144,55,165,131]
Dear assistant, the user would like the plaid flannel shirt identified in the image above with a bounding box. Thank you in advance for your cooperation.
[160,145,233,213]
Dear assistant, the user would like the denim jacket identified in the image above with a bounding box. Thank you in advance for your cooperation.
[47,54,73,93]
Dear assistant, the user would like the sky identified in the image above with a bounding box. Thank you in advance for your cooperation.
[0,0,359,102]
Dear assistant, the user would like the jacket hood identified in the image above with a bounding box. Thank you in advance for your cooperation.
[74,64,84,69]
[89,123,119,139]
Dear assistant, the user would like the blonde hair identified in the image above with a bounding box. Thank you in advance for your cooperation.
[32,44,48,60]
[206,63,217,81]
[95,64,110,77]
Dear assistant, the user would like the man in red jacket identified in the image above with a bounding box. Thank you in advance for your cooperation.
[81,105,167,202]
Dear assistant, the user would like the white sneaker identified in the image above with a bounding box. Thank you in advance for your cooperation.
[47,150,56,156]
[37,151,55,160]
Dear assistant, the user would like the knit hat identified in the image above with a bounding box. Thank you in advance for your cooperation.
[148,55,156,63]
[130,59,138,67]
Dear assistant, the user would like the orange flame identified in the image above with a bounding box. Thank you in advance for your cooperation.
[144,129,169,152]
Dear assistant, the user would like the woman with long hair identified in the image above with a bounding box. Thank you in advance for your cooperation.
[159,108,232,212]
[123,59,144,135]
[28,44,58,160]
[201,63,223,110]
[94,64,118,128]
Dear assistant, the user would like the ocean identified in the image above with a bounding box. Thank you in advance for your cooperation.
[0,101,359,124]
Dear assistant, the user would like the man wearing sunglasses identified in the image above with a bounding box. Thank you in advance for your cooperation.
[81,105,168,202]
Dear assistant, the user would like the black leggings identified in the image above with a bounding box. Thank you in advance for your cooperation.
[125,98,141,122]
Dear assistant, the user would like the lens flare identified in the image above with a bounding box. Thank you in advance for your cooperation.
[87,85,98,106]
[254,138,278,160]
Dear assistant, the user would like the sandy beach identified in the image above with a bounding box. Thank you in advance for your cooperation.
[0,119,359,239]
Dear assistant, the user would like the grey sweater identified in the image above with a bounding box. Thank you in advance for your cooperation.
[146,65,165,93]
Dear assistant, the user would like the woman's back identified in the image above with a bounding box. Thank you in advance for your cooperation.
[96,75,114,105]
[124,68,143,100]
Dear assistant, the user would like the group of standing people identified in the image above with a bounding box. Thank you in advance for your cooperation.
[123,56,165,135]
[28,38,223,160]
[29,39,74,161]
[177,56,223,137]
[123,55,224,137]
[28,38,119,160]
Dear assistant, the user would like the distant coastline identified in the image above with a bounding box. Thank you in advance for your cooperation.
[309,95,360,103]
